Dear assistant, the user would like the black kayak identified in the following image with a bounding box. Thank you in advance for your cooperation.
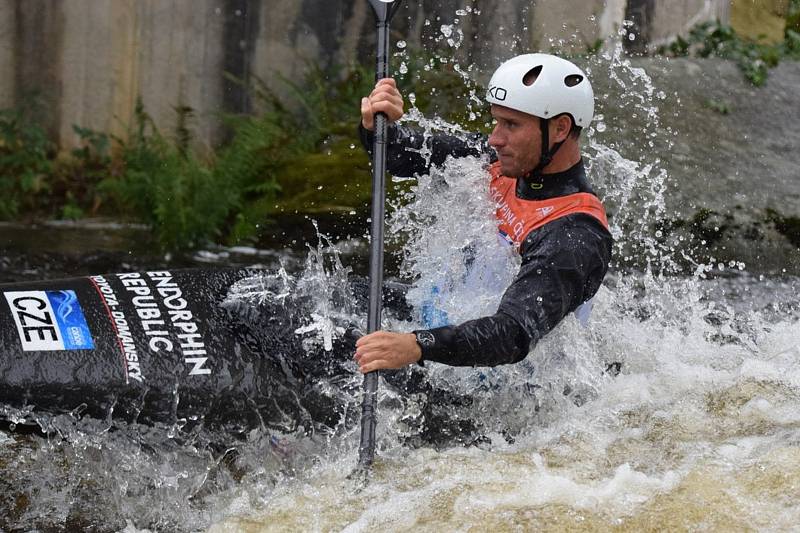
[0,268,479,444]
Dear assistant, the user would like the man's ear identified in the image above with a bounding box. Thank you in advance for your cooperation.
[551,114,573,143]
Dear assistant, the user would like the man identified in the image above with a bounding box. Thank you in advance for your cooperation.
[354,53,613,373]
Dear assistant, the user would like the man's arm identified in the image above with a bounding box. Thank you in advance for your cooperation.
[360,78,488,177]
[359,123,488,178]
[355,215,613,370]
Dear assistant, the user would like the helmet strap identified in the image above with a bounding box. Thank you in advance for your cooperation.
[528,117,565,181]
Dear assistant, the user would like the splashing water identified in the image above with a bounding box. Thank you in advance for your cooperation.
[201,22,800,532]
[3,16,800,533]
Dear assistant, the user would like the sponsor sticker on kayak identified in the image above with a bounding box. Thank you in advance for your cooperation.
[4,290,95,351]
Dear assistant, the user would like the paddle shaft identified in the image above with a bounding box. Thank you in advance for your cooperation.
[358,0,401,469]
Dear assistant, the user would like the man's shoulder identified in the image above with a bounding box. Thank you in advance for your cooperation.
[520,212,613,257]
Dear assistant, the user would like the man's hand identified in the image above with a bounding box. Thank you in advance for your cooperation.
[361,78,405,131]
[355,331,421,373]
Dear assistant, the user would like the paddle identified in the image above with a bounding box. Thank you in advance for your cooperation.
[357,0,404,471]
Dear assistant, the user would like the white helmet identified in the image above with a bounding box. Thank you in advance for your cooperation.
[486,53,594,127]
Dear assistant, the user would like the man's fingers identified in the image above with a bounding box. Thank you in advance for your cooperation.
[369,85,402,104]
[356,330,389,347]
[376,77,397,88]
[360,97,374,130]
[354,330,419,372]
[370,100,395,116]
[360,359,388,373]
[363,79,403,126]
[355,345,386,363]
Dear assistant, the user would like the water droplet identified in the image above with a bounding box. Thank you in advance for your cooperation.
[456,9,467,16]
[397,40,407,49]
[440,24,453,38]
[628,33,636,41]
[399,62,408,74]
[596,122,606,133]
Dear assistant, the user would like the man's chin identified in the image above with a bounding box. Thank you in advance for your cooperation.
[500,165,522,178]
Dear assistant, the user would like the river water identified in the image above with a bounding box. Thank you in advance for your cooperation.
[2,29,800,533]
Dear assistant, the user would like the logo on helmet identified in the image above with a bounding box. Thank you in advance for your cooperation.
[487,86,507,101]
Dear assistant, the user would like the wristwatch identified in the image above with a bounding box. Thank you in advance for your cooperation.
[414,330,435,348]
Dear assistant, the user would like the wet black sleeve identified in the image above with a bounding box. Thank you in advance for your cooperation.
[414,214,613,367]
[359,123,489,177]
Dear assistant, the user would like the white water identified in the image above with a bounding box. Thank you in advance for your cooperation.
[202,27,800,532]
[2,17,800,533]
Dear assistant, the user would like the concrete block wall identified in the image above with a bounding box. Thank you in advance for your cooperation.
[0,0,786,151]
[2,0,227,151]
[0,1,14,111]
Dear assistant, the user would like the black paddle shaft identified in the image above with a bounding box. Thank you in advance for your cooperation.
[358,0,404,470]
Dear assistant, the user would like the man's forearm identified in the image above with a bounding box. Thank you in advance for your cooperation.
[359,123,488,177]
[414,312,533,367]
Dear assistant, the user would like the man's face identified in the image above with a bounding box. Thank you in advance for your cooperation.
[488,104,541,178]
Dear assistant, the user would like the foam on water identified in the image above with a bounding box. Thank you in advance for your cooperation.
[205,268,799,531]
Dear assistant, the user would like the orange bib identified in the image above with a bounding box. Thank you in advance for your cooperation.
[488,161,609,249]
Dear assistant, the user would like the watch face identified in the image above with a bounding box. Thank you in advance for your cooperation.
[416,331,435,347]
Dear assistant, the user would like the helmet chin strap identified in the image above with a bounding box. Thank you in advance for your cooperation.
[527,118,565,183]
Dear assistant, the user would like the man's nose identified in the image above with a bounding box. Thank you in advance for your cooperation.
[488,126,503,148]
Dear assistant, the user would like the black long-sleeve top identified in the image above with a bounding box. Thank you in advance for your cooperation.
[360,123,613,367]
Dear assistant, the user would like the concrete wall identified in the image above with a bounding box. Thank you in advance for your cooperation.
[3,0,228,150]
[0,1,14,110]
[731,0,788,44]
[0,0,779,151]
[648,0,731,48]
[134,1,226,149]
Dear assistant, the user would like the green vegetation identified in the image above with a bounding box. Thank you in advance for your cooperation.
[658,3,800,87]
[703,98,731,115]
[789,0,800,35]
[0,52,490,251]
[0,104,55,219]
[766,208,800,249]
[0,65,379,250]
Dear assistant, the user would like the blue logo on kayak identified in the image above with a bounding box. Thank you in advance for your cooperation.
[47,290,94,350]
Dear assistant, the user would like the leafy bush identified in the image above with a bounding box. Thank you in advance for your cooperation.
[0,56,489,249]
[100,100,245,250]
[786,0,800,56]
[0,106,54,219]
[659,19,799,86]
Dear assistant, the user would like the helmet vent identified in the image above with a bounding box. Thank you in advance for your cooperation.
[564,74,583,87]
[522,65,542,86]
